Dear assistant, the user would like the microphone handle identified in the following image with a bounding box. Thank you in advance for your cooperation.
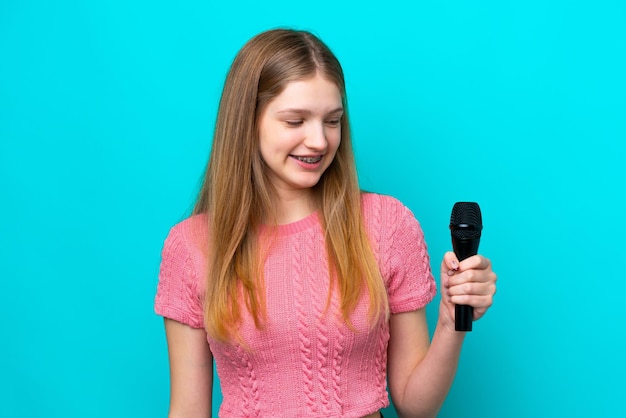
[451,238,480,331]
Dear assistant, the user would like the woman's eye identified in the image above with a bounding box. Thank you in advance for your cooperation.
[326,119,341,126]
[285,120,303,127]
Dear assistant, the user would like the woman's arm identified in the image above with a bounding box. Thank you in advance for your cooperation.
[387,252,496,417]
[164,318,213,418]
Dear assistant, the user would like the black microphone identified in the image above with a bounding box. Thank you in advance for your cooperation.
[449,202,483,332]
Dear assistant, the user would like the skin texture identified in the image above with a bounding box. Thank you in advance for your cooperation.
[164,74,497,417]
[165,319,213,418]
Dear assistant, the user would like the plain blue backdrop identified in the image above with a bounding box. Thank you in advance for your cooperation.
[1,1,624,416]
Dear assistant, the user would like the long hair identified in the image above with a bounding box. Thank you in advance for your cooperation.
[194,29,388,342]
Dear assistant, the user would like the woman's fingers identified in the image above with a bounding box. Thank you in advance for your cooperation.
[442,254,497,319]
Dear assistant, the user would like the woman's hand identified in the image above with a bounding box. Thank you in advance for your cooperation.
[439,252,497,331]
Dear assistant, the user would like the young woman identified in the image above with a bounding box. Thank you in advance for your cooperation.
[155,29,497,418]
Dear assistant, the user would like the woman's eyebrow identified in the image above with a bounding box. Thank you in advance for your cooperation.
[276,107,344,115]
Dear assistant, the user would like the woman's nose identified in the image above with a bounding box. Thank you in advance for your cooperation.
[303,122,327,150]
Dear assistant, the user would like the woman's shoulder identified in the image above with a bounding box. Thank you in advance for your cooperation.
[164,213,210,255]
[360,191,410,217]
[360,192,423,242]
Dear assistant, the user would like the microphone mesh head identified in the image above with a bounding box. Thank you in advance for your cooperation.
[450,202,483,239]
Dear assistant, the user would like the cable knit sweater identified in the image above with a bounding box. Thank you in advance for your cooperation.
[155,193,437,417]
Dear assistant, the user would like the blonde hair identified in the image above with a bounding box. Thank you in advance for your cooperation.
[194,29,388,342]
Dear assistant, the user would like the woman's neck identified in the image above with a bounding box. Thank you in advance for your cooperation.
[271,189,317,225]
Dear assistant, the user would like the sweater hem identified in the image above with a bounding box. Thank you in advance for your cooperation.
[154,303,204,329]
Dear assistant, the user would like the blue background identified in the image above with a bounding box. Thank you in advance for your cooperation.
[1,1,624,416]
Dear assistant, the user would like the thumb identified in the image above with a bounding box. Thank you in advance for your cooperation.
[441,251,459,274]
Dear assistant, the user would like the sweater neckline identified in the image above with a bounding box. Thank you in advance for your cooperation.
[261,211,319,236]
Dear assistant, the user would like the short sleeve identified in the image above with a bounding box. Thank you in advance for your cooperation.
[383,202,437,314]
[154,223,205,328]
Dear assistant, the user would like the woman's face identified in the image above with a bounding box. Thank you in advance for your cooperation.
[258,73,343,201]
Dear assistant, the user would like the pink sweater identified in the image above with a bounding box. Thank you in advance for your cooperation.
[155,193,437,417]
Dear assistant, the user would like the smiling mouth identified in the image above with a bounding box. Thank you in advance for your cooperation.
[292,155,322,164]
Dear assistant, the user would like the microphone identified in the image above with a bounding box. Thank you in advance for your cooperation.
[449,202,483,332]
